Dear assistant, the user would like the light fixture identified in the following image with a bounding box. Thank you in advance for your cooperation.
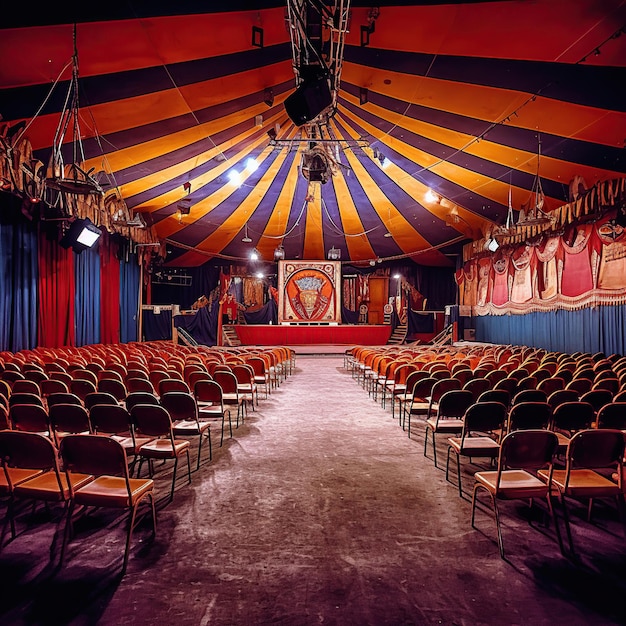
[250,248,260,261]
[487,238,500,252]
[425,189,439,203]
[393,274,401,279]
[263,88,274,107]
[256,272,264,279]
[274,244,285,261]
[241,223,252,243]
[378,152,386,166]
[228,170,242,186]
[246,158,258,172]
[327,246,341,260]
[59,218,102,253]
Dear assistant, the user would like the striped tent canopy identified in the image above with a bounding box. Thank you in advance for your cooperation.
[1,0,624,268]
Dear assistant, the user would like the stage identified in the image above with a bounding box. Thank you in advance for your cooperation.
[232,324,392,347]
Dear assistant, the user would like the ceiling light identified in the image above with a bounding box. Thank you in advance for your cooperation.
[228,170,242,186]
[241,223,252,243]
[250,248,260,261]
[256,272,264,279]
[393,274,401,279]
[487,238,500,252]
[246,158,258,172]
[383,231,393,238]
[425,189,438,203]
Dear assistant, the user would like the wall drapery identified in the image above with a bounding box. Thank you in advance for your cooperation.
[459,212,626,316]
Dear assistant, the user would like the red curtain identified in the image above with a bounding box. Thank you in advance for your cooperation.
[37,228,75,347]
[100,234,120,343]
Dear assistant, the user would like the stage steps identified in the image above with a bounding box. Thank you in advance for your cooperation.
[222,325,242,347]
[387,323,407,345]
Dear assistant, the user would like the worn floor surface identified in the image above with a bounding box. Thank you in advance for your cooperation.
[0,356,625,625]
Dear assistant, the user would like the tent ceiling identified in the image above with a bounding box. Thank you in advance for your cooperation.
[1,1,624,267]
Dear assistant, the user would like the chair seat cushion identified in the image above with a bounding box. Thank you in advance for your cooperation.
[74,475,154,507]
[448,436,500,457]
[475,469,549,499]
[139,438,190,458]
[545,468,622,497]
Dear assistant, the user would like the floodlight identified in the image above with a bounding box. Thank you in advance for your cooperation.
[60,218,102,253]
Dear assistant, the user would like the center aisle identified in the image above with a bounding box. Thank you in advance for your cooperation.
[93,356,618,625]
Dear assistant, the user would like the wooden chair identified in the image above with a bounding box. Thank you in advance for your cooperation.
[472,429,561,558]
[59,434,156,574]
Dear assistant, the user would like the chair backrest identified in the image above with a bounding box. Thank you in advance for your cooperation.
[493,377,518,394]
[512,389,548,405]
[566,428,625,473]
[97,378,128,401]
[8,392,44,408]
[130,403,174,438]
[160,391,198,422]
[436,389,474,419]
[591,378,619,394]
[89,403,132,436]
[507,401,552,432]
[40,378,70,397]
[213,371,239,394]
[71,368,99,386]
[60,434,129,479]
[537,377,565,395]
[47,392,82,407]
[547,389,579,410]
[126,377,157,394]
[580,389,613,414]
[461,401,508,438]
[125,391,160,413]
[157,378,191,396]
[11,379,41,395]
[84,391,120,411]
[477,388,510,407]
[431,378,462,403]
[498,429,558,473]
[9,403,50,435]
[49,404,92,442]
[70,378,97,401]
[0,430,60,472]
[193,379,224,405]
[596,402,626,430]
[187,371,213,388]
[550,401,595,434]
[463,378,490,401]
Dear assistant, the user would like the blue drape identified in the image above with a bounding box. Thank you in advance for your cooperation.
[143,309,173,341]
[120,254,140,343]
[243,299,277,325]
[74,245,101,346]
[174,304,219,346]
[407,308,434,335]
[341,306,359,324]
[0,216,38,352]
[475,306,626,355]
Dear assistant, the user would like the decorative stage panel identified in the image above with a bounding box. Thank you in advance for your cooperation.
[278,261,341,323]
[233,324,392,346]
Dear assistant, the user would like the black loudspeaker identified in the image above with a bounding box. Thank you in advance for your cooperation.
[284,76,332,126]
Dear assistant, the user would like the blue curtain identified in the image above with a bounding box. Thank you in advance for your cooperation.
[143,309,173,341]
[475,306,626,355]
[74,245,101,346]
[407,308,435,335]
[341,305,359,324]
[0,213,38,352]
[120,254,140,343]
[174,304,219,345]
[243,299,277,324]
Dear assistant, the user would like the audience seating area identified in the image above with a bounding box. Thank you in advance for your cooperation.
[0,341,296,574]
[344,342,626,559]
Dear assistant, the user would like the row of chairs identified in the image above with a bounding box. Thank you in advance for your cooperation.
[0,429,156,575]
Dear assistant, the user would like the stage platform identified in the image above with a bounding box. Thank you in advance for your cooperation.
[233,324,392,348]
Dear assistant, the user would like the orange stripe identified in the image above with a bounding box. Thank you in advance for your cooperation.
[346,2,625,65]
[342,64,625,148]
[1,9,290,88]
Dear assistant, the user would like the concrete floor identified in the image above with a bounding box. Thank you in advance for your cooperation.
[0,356,625,625]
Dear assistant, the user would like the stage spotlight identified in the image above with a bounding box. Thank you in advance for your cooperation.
[327,246,341,260]
[274,245,285,261]
[250,248,260,262]
[60,218,102,253]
